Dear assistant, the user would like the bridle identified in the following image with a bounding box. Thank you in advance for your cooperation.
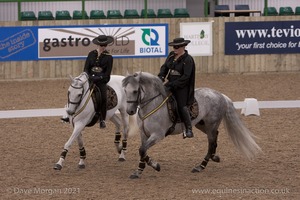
[67,78,93,117]
[126,86,161,109]
[126,87,142,105]
[126,85,171,121]
[68,84,84,105]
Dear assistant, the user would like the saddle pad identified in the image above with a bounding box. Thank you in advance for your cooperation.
[167,96,199,123]
[106,85,118,110]
[91,85,118,111]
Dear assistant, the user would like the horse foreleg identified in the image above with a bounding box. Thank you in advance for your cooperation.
[130,134,162,179]
[129,151,160,179]
[144,155,160,171]
[54,124,84,170]
[192,130,220,173]
[77,133,86,169]
[54,149,68,170]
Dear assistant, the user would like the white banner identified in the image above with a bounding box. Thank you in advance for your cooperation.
[38,24,168,59]
[180,22,213,56]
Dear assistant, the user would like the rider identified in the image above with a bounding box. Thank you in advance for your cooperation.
[158,37,196,138]
[61,35,114,129]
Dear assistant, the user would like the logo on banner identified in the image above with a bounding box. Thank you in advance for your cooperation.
[142,28,159,45]
[0,29,36,59]
[39,27,136,58]
[140,28,162,53]
[180,22,213,56]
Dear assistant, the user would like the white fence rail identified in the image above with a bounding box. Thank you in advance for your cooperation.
[0,100,299,119]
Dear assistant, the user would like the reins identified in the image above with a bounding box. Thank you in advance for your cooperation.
[139,93,172,121]
[72,83,95,118]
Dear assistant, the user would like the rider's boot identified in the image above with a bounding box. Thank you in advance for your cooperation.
[99,109,107,129]
[100,120,106,129]
[181,106,194,138]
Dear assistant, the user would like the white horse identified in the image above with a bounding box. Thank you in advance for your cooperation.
[54,72,130,170]
[122,72,262,179]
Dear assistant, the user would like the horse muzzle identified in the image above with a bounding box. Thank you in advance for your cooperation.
[126,107,137,115]
[66,107,75,115]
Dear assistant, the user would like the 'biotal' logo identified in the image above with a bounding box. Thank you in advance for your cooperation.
[140,28,162,54]
[141,28,159,46]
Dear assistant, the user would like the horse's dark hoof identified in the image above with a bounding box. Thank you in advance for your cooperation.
[53,164,62,170]
[129,170,142,179]
[118,157,126,162]
[129,174,140,179]
[78,164,85,169]
[212,155,220,162]
[155,163,161,172]
[191,166,204,173]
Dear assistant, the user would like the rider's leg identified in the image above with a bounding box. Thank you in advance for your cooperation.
[98,84,107,129]
[179,106,194,138]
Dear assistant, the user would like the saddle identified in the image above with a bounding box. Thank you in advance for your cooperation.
[166,95,199,123]
[165,95,199,136]
[86,84,118,127]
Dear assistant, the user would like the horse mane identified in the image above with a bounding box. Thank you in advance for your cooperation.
[123,72,167,97]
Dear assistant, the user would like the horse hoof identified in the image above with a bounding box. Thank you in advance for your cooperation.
[118,157,126,162]
[78,164,85,169]
[53,164,62,170]
[129,170,142,179]
[191,167,204,173]
[212,155,220,162]
[129,174,140,179]
[155,163,161,172]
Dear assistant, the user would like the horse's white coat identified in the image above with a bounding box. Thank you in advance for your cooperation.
[54,72,130,169]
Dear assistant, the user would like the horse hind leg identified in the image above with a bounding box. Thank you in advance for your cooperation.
[114,131,128,162]
[192,129,220,173]
[110,114,127,161]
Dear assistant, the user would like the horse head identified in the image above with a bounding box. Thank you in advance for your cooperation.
[123,72,167,115]
[122,72,140,115]
[66,73,89,115]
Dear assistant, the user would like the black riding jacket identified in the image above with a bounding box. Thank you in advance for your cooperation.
[83,50,113,84]
[158,50,195,106]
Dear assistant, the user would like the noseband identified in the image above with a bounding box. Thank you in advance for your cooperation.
[68,85,83,105]
[126,86,161,107]
[68,79,89,106]
[126,87,141,104]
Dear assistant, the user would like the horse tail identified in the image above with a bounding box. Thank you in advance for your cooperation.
[222,95,262,160]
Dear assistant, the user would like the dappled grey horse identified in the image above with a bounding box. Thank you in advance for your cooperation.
[54,72,130,170]
[122,72,261,179]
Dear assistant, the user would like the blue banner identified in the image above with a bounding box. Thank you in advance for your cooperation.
[0,24,168,62]
[225,21,300,55]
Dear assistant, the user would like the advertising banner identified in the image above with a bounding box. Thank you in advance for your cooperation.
[0,24,168,62]
[180,22,213,56]
[225,21,300,55]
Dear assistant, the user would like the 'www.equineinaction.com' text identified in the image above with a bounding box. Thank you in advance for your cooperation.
[192,188,290,195]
